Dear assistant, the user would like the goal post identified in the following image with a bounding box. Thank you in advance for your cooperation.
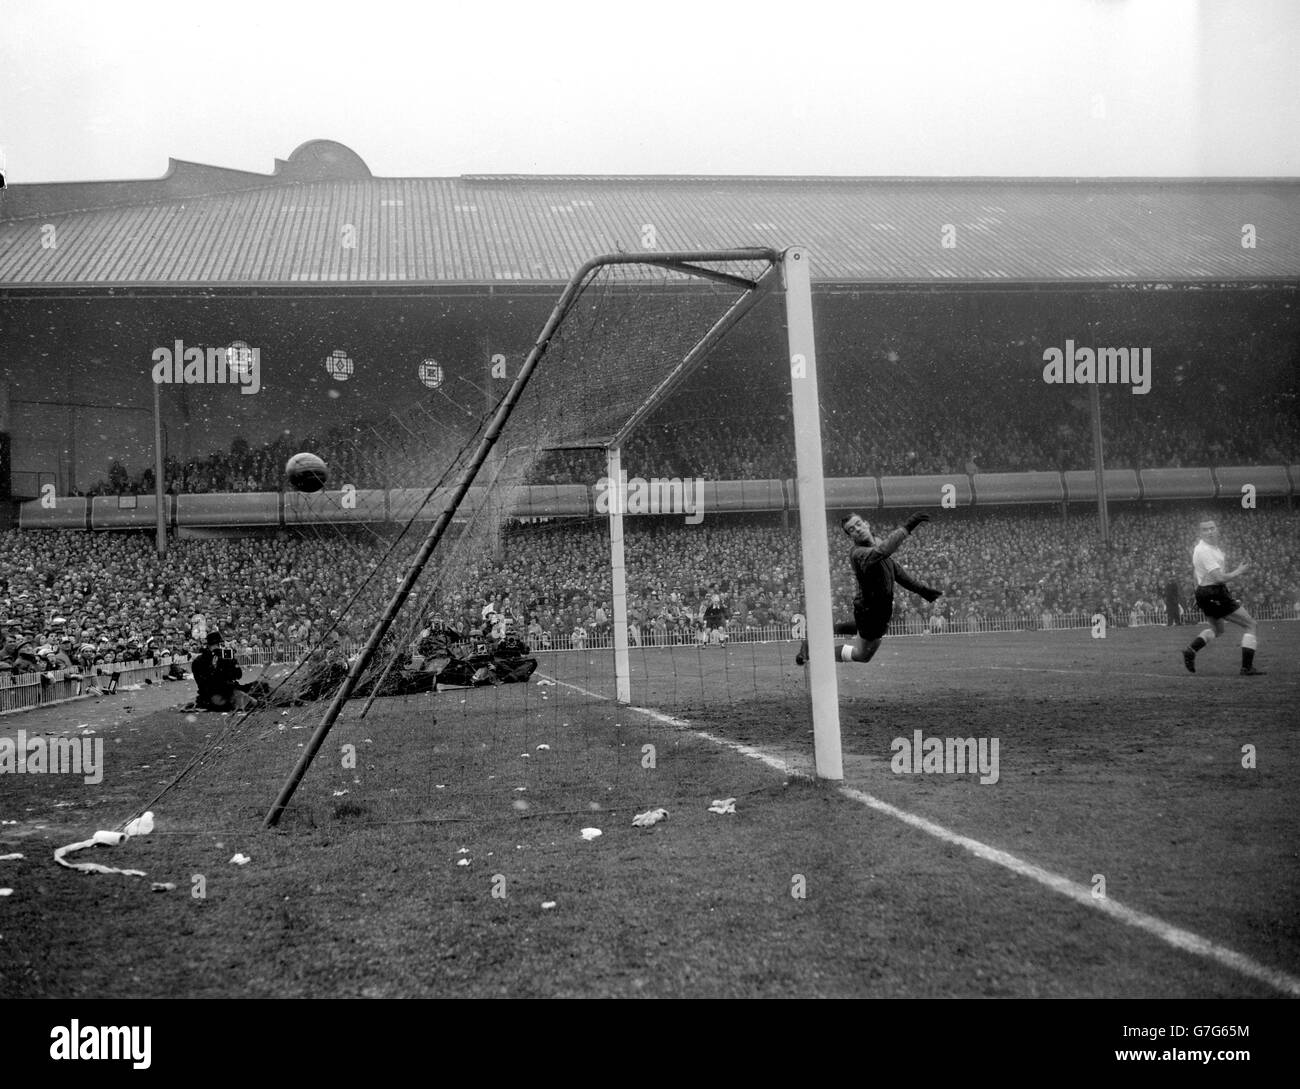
[261,245,842,828]
[602,246,842,779]
[782,247,842,780]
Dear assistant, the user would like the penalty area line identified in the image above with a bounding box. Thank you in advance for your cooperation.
[541,672,1300,999]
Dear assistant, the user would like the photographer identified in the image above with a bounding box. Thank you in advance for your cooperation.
[191,630,255,712]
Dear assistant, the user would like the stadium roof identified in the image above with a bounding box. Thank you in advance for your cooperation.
[2,140,1298,289]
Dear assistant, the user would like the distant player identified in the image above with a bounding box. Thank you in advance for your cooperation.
[702,593,729,645]
[797,512,942,666]
[1182,518,1264,675]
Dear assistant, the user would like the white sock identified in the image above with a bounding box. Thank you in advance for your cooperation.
[1242,632,1258,649]
[840,644,854,662]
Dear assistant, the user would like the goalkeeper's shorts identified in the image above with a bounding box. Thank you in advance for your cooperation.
[853,600,892,641]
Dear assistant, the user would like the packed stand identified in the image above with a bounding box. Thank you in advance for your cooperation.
[3,507,1297,672]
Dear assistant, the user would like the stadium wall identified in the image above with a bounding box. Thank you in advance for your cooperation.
[17,466,1297,530]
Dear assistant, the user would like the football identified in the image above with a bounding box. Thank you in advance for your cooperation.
[285,451,328,492]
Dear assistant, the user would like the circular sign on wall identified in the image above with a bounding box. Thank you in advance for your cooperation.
[325,350,354,381]
[226,341,256,381]
[417,359,444,389]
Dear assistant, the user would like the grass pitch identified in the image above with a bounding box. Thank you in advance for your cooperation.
[1,623,1295,998]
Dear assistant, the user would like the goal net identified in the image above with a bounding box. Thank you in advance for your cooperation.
[119,247,841,836]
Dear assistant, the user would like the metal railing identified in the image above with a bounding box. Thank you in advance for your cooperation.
[0,657,183,715]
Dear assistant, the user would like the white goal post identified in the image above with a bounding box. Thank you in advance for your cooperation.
[601,247,842,779]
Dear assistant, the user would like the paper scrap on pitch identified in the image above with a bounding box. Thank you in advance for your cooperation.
[230,853,250,866]
[708,798,737,815]
[632,808,668,828]
[53,812,155,876]
[580,827,602,841]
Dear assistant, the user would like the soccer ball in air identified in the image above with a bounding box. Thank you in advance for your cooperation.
[285,452,328,493]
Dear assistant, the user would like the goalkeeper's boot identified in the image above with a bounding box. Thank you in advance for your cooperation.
[1240,666,1266,676]
[1182,648,1196,673]
[795,639,809,666]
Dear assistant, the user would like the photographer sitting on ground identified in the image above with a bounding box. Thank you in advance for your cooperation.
[191,630,256,712]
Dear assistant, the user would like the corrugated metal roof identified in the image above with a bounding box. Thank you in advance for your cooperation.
[2,155,1297,286]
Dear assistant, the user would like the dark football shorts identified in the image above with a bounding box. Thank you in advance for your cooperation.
[853,600,892,641]
[1195,584,1241,620]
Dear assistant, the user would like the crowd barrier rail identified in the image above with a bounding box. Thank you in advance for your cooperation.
[18,465,1300,530]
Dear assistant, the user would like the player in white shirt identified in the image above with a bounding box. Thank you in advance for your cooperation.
[1182,518,1264,675]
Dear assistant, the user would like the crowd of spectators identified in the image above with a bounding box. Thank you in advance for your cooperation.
[3,507,1296,669]
[74,324,1297,498]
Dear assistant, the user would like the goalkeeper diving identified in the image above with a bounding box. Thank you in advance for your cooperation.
[797,511,943,666]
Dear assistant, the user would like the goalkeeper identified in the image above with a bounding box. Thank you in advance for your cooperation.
[797,511,942,666]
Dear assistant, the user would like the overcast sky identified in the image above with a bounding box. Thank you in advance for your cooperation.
[2,0,1298,182]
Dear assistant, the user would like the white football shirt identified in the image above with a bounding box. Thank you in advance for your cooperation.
[1192,540,1226,587]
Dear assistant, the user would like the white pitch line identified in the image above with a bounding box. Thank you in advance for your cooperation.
[541,673,1300,998]
[951,664,1183,681]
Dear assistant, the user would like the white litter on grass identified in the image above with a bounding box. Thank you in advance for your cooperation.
[456,858,470,867]
[708,798,737,815]
[632,808,669,828]
[536,678,556,686]
[123,813,154,837]
[229,853,250,866]
[541,901,556,909]
[0,889,12,897]
[0,853,23,861]
[151,882,176,892]
[53,812,156,877]
[332,790,349,797]
[457,846,469,854]
[536,744,550,751]
[580,827,602,841]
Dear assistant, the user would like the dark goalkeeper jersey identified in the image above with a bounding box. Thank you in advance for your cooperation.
[849,527,936,613]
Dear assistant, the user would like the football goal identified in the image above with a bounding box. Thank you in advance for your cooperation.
[123,247,844,834]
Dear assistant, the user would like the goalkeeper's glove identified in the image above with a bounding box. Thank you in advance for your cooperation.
[904,512,931,533]
[919,588,943,603]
